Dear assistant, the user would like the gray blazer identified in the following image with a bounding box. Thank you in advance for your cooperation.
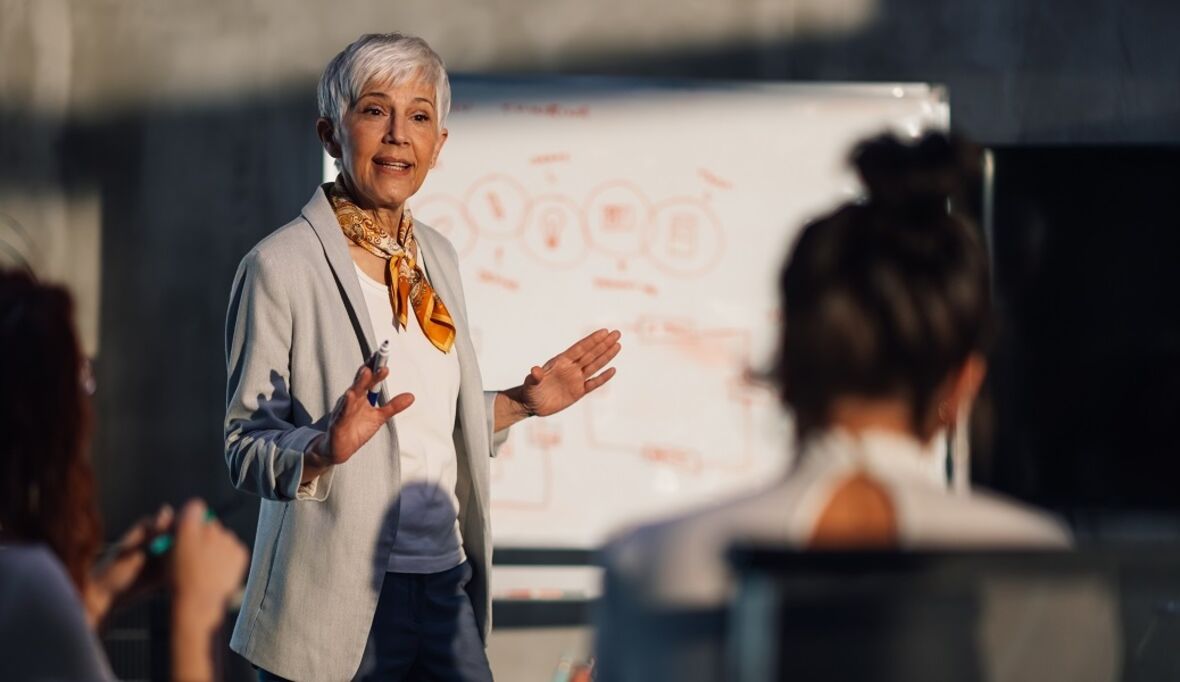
[223,186,500,681]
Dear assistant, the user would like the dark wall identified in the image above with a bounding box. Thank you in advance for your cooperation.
[85,95,321,535]
[982,147,1180,522]
[559,0,1180,145]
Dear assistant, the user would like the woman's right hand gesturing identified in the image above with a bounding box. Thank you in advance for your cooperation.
[303,364,415,482]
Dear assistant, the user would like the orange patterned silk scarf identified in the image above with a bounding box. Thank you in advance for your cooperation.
[328,180,456,353]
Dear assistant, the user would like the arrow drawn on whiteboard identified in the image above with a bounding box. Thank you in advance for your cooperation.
[697,168,733,190]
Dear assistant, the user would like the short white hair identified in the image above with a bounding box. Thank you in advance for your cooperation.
[317,33,451,131]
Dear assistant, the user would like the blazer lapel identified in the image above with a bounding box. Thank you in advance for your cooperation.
[413,232,465,340]
[414,222,490,512]
[302,185,378,360]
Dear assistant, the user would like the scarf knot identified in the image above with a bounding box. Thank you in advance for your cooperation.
[328,179,456,353]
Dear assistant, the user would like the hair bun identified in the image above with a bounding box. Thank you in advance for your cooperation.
[852,132,968,215]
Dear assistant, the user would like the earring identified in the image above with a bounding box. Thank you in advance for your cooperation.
[937,402,950,423]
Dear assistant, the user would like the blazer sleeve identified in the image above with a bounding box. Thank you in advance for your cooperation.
[223,248,332,501]
[485,391,509,455]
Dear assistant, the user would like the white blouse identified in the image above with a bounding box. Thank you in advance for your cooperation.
[601,429,1118,682]
[608,428,1070,607]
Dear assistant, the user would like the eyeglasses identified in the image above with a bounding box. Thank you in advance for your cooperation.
[80,356,96,396]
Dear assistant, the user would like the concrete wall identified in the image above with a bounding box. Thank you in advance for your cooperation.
[2,0,1178,676]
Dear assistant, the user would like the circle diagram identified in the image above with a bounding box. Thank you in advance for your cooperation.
[413,195,477,256]
[465,174,530,239]
[521,196,588,268]
[646,199,724,276]
[583,181,651,257]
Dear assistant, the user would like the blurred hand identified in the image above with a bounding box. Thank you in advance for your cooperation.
[310,364,414,468]
[170,499,248,629]
[84,505,174,627]
[168,499,248,681]
[519,329,621,417]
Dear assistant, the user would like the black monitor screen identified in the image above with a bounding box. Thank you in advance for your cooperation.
[978,147,1180,516]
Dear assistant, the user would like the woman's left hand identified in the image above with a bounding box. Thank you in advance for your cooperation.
[84,505,173,628]
[519,328,622,417]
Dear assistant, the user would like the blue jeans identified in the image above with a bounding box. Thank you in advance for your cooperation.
[258,561,493,681]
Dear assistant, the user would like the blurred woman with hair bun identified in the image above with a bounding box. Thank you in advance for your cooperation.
[597,132,1110,682]
[607,133,1067,597]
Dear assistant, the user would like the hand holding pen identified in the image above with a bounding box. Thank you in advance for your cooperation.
[84,499,246,630]
[304,341,414,475]
[84,505,175,627]
[367,340,390,406]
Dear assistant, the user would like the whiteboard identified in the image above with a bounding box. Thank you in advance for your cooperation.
[325,76,948,549]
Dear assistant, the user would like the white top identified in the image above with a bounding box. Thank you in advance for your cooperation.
[354,262,465,574]
[607,428,1071,607]
[601,429,1120,682]
[0,544,114,681]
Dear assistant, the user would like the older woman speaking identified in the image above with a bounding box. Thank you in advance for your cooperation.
[224,33,621,681]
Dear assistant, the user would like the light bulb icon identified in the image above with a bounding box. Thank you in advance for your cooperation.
[542,207,565,249]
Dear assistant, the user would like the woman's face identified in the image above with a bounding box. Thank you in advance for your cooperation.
[322,78,447,212]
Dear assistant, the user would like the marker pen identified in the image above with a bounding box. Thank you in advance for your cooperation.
[146,508,217,557]
[367,340,390,406]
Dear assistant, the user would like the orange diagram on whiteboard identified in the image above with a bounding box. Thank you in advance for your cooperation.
[645,199,724,276]
[641,445,702,475]
[412,177,727,277]
[488,313,774,509]
[697,168,733,190]
[411,195,477,257]
[582,315,772,476]
[529,152,572,165]
[490,421,563,510]
[521,195,589,268]
[592,277,659,296]
[491,316,776,512]
[477,269,520,291]
[463,174,531,239]
[582,180,651,257]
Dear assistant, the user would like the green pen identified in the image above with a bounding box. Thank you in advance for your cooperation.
[147,508,217,556]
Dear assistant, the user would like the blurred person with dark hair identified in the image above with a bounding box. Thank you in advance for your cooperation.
[224,32,620,681]
[598,133,1115,682]
[0,269,249,681]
